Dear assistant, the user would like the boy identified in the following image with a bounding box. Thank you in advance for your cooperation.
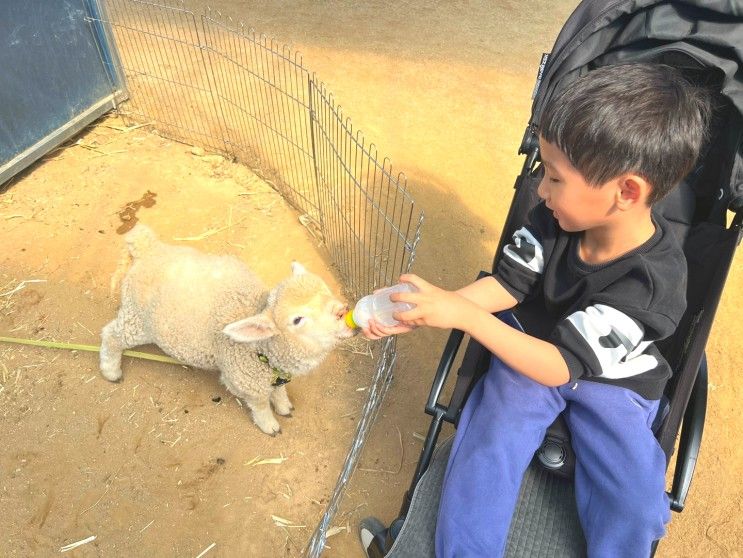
[363,63,710,557]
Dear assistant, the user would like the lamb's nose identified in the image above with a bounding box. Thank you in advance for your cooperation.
[336,305,348,319]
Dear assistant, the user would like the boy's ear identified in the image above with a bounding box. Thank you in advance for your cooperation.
[616,174,650,209]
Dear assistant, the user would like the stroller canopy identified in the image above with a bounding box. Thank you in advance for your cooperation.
[529,0,743,210]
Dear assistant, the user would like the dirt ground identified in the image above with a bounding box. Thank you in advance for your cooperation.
[2,1,741,557]
[0,119,380,556]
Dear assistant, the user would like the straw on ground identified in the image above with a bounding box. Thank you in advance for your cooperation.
[59,535,96,553]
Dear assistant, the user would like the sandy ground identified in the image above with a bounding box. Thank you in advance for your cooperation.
[0,119,380,556]
[2,1,741,557]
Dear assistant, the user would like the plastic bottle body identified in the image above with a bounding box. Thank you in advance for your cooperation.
[346,283,418,328]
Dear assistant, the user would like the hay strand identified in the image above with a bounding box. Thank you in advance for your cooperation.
[59,535,96,553]
[244,455,288,467]
[194,542,216,558]
[172,216,245,242]
[272,515,305,528]
[0,279,47,297]
[0,336,181,365]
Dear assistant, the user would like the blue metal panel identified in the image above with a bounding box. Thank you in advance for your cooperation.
[0,0,123,184]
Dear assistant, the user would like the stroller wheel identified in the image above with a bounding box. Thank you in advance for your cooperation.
[359,516,390,558]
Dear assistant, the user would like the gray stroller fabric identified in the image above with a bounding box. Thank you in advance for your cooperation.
[386,439,448,557]
[387,435,586,558]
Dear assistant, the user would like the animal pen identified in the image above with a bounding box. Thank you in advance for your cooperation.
[1,0,422,556]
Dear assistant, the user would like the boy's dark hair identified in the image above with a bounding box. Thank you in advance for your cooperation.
[539,63,711,205]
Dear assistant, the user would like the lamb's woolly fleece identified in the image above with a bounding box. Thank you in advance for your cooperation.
[107,224,351,405]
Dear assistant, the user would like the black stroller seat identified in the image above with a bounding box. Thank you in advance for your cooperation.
[360,1,743,556]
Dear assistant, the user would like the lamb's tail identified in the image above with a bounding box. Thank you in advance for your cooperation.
[124,223,159,259]
[109,224,159,296]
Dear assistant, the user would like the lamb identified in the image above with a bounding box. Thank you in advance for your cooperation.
[99,223,354,435]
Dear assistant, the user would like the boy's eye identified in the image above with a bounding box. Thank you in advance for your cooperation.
[549,177,561,183]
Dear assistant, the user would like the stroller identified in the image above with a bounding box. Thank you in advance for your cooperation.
[359,1,743,556]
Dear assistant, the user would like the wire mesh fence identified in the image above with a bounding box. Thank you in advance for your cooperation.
[87,0,423,555]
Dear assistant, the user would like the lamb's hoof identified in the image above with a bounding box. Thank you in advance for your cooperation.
[274,404,294,417]
[100,367,123,382]
[256,416,282,436]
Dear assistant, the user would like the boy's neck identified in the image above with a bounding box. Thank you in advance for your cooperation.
[580,210,656,265]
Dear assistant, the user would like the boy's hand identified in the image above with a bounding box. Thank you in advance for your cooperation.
[360,284,418,340]
[391,274,478,331]
[361,318,415,340]
[359,274,481,339]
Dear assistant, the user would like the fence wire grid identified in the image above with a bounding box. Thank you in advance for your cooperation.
[87,0,424,555]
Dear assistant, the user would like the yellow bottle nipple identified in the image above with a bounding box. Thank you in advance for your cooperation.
[344,310,358,329]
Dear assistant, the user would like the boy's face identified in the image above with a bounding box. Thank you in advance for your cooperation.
[537,137,618,232]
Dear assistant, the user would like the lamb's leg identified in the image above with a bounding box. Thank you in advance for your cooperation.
[242,393,281,436]
[220,373,282,436]
[100,313,148,382]
[270,385,294,416]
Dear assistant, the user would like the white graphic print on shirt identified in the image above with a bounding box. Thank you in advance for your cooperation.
[504,227,544,273]
[566,304,659,379]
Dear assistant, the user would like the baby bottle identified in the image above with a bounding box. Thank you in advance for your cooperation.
[345,283,418,329]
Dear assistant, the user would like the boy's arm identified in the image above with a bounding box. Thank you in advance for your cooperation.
[362,274,518,340]
[466,305,569,386]
[366,202,550,340]
[455,275,518,313]
[393,274,569,386]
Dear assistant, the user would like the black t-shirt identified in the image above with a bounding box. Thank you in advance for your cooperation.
[494,202,687,400]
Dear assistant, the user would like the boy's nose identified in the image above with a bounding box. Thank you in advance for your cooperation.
[537,177,549,201]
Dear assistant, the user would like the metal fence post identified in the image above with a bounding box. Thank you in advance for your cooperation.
[196,10,231,157]
[307,75,327,248]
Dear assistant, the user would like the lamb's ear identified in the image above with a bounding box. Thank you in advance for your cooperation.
[223,313,278,343]
[291,261,307,276]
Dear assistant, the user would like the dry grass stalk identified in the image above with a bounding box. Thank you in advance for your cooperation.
[73,139,126,157]
[172,217,246,242]
[80,485,110,515]
[271,515,305,528]
[76,321,95,336]
[160,406,179,422]
[102,121,154,133]
[0,279,47,297]
[59,535,96,553]
[298,214,323,243]
[162,435,182,447]
[244,455,288,467]
[0,336,182,365]
[338,336,373,358]
[326,526,347,538]
[194,542,216,558]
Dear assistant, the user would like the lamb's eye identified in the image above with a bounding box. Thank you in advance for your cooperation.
[292,316,304,326]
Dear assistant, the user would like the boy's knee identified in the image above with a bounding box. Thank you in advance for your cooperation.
[590,479,669,532]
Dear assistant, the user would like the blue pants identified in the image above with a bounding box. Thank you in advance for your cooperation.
[435,351,670,557]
